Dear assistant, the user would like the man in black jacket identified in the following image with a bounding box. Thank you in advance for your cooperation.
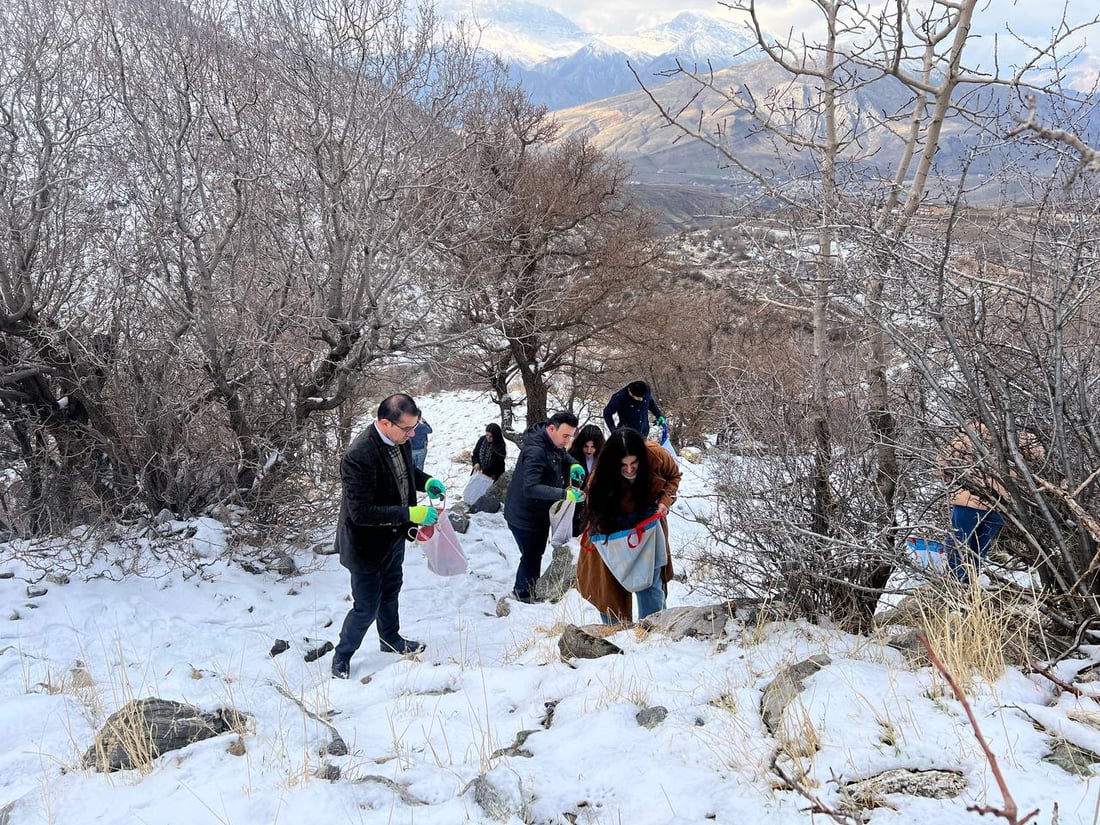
[331,393,447,679]
[603,380,665,438]
[504,411,584,603]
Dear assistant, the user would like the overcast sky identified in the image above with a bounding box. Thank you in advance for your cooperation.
[539,0,1094,49]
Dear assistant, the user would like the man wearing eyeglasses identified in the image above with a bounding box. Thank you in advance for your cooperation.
[331,393,447,679]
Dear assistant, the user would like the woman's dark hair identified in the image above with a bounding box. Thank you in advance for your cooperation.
[586,428,652,534]
[568,424,605,465]
[485,423,506,456]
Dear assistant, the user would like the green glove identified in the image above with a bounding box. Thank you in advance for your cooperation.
[425,477,446,497]
[569,464,586,485]
[565,488,585,504]
[656,416,667,427]
[409,506,440,526]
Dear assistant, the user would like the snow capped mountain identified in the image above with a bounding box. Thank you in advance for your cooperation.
[437,3,760,108]
[436,0,590,66]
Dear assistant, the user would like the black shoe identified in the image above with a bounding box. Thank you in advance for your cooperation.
[331,656,350,679]
[509,589,536,604]
[379,637,426,655]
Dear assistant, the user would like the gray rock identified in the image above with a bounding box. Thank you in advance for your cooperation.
[312,540,338,556]
[269,639,290,657]
[843,768,968,804]
[558,624,622,660]
[760,654,832,734]
[469,493,501,514]
[0,571,13,579]
[447,511,470,534]
[83,697,248,772]
[642,600,788,640]
[1045,737,1100,776]
[315,762,341,781]
[536,544,575,603]
[470,770,528,822]
[154,508,175,526]
[46,573,70,585]
[636,706,669,729]
[26,586,47,598]
[303,641,334,662]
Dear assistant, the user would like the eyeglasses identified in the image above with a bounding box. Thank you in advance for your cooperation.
[388,419,419,435]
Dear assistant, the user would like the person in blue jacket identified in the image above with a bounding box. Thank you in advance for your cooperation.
[603,380,665,438]
[409,419,433,471]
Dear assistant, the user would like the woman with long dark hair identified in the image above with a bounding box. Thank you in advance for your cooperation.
[568,424,605,476]
[471,423,507,480]
[576,427,681,623]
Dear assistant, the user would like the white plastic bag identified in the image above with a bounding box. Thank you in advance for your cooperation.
[414,515,468,576]
[588,513,666,592]
[548,498,576,546]
[462,471,494,504]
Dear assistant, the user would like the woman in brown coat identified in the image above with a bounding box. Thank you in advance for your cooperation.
[576,428,681,623]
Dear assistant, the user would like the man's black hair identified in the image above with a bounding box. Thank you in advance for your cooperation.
[378,393,421,422]
[627,380,649,397]
[547,410,579,428]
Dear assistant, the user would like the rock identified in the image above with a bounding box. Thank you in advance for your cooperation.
[303,641,334,663]
[536,544,575,603]
[843,769,968,804]
[46,573,70,585]
[26,586,47,599]
[470,770,526,822]
[636,706,668,729]
[495,596,511,617]
[315,762,341,781]
[760,654,832,734]
[642,600,787,641]
[273,551,298,577]
[83,697,248,772]
[1044,737,1100,776]
[326,735,348,757]
[269,639,290,657]
[0,571,13,579]
[154,508,175,526]
[447,511,471,534]
[469,493,501,515]
[558,624,623,660]
[312,540,337,556]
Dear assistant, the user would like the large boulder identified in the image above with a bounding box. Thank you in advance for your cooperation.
[83,697,248,772]
[535,544,575,603]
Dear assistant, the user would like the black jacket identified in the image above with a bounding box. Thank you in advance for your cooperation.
[334,424,430,572]
[472,435,506,480]
[603,386,663,437]
[504,425,573,532]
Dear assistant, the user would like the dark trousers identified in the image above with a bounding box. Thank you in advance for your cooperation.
[335,533,406,661]
[510,524,549,598]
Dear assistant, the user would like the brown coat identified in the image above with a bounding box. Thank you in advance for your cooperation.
[576,442,682,622]
[937,421,1045,511]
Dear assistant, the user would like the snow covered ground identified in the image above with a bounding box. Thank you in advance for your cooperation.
[1,390,1099,824]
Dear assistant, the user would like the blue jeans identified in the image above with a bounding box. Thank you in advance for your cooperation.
[946,504,1004,584]
[411,448,427,472]
[334,533,406,661]
[509,524,549,598]
[600,561,665,624]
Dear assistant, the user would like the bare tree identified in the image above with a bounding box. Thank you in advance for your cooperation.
[636,0,1100,624]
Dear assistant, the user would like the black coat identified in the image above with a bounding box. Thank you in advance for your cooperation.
[335,424,431,572]
[602,386,663,437]
[471,435,506,480]
[503,425,573,532]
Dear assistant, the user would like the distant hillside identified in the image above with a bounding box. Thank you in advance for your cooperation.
[549,56,1036,224]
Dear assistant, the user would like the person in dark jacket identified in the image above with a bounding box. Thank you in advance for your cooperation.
[503,411,583,602]
[602,380,665,438]
[471,422,507,480]
[331,393,447,679]
[409,419,433,471]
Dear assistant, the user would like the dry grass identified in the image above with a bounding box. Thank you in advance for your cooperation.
[913,579,1038,692]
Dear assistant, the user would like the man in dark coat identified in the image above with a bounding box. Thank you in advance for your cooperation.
[603,380,665,437]
[331,393,447,679]
[503,411,583,602]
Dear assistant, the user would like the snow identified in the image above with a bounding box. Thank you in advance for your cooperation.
[1,389,1099,823]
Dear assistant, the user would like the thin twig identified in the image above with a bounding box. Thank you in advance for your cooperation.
[918,634,1040,825]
